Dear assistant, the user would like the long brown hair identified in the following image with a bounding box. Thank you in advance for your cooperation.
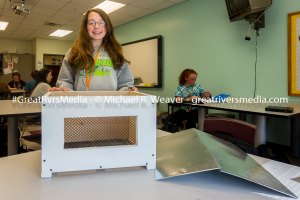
[0,80,11,94]
[179,69,197,85]
[68,8,128,70]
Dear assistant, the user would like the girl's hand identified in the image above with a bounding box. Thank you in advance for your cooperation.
[128,87,138,92]
[48,87,69,92]
[202,91,211,99]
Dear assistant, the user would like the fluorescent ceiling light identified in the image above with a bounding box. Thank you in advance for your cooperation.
[49,29,73,37]
[0,21,9,31]
[94,0,125,14]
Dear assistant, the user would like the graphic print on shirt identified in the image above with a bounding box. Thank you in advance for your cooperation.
[79,52,113,78]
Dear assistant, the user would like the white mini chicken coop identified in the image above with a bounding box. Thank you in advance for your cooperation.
[41,91,156,178]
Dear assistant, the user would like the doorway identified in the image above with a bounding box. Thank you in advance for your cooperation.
[43,54,64,87]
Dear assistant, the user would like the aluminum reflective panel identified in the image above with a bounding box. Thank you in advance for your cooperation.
[292,177,300,184]
[155,130,220,180]
[156,129,297,198]
[197,130,297,198]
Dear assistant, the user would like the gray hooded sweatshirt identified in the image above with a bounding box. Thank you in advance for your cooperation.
[56,48,134,91]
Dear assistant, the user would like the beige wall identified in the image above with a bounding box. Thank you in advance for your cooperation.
[0,38,73,69]
[0,39,34,54]
[34,38,73,69]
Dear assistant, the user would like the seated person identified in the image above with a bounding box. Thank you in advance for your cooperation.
[30,68,53,97]
[8,71,26,89]
[25,70,38,95]
[0,80,11,100]
[168,68,211,129]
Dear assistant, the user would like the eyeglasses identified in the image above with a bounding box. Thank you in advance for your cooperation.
[88,20,106,27]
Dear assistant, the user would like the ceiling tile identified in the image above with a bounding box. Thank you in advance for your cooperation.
[0,0,187,40]
[36,0,68,9]
[149,1,175,13]
[115,0,138,4]
[69,0,104,7]
[30,6,58,16]
[60,2,91,14]
[129,0,166,9]
[115,5,145,16]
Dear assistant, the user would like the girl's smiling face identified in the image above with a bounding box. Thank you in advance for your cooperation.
[87,11,107,46]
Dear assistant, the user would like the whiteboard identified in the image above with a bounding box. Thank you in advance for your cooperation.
[122,35,162,88]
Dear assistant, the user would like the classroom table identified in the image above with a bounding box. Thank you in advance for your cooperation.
[171,102,300,157]
[9,89,26,98]
[0,131,300,200]
[0,100,41,155]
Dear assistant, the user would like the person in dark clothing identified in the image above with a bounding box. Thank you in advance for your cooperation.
[8,71,26,89]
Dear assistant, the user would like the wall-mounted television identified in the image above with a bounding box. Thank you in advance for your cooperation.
[225,0,272,22]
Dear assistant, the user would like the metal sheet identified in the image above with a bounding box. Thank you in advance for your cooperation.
[155,130,220,180]
[196,130,297,198]
[156,129,297,198]
[292,177,300,183]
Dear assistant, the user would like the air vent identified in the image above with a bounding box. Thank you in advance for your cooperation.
[44,22,61,26]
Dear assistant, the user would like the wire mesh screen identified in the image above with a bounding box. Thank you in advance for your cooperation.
[64,116,137,149]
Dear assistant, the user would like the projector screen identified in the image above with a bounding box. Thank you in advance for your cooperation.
[122,35,162,88]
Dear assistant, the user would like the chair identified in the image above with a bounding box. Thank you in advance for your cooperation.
[21,130,41,144]
[206,113,235,119]
[18,114,41,151]
[203,117,256,146]
[0,93,9,156]
[0,92,9,100]
[0,112,8,157]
